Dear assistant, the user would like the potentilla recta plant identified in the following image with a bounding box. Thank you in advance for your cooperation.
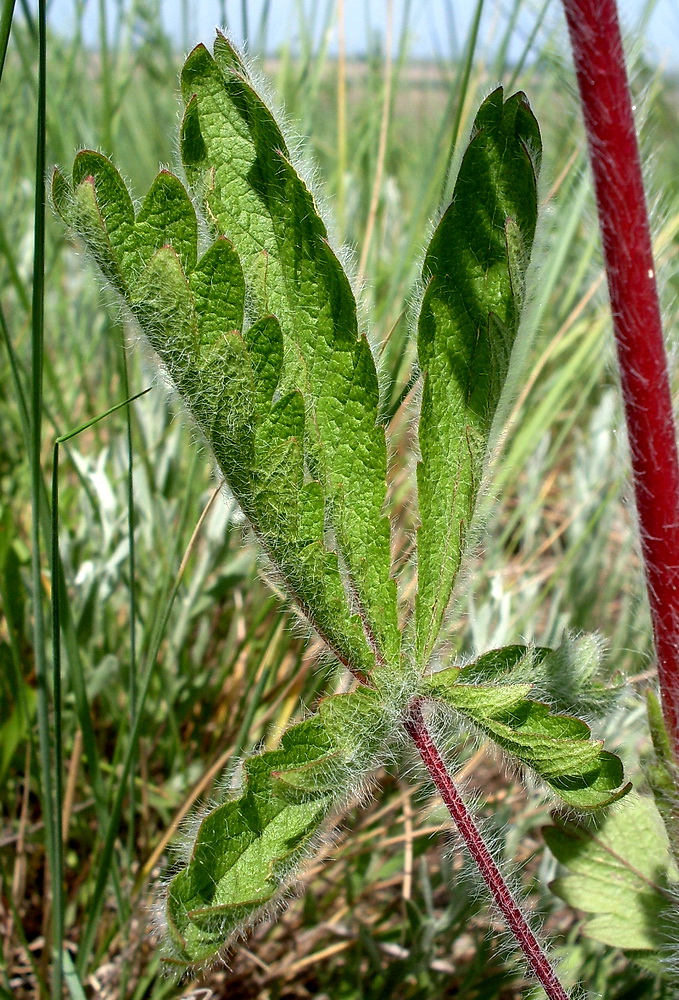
[52,22,679,998]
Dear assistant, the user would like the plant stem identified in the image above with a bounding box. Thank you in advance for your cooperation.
[562,0,679,762]
[404,698,569,1000]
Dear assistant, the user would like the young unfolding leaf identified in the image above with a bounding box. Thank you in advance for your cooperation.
[163,686,392,966]
[543,792,679,966]
[415,88,541,666]
[423,646,630,809]
[451,636,620,719]
[179,35,400,667]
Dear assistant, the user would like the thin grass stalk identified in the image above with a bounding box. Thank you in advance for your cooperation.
[336,0,346,231]
[562,0,679,761]
[29,0,64,993]
[119,337,139,861]
[62,950,88,1000]
[0,217,31,311]
[240,0,249,46]
[506,0,551,91]
[17,0,34,37]
[439,0,484,205]
[0,520,32,732]
[98,0,112,153]
[180,0,189,53]
[637,0,662,35]
[378,2,482,323]
[49,441,65,986]
[61,728,82,843]
[392,0,413,87]
[295,0,335,133]
[0,303,29,441]
[0,855,50,999]
[50,391,150,781]
[404,699,569,1000]
[49,390,152,981]
[0,0,16,83]
[256,0,273,52]
[492,0,523,81]
[357,0,394,289]
[4,744,33,993]
[75,452,212,975]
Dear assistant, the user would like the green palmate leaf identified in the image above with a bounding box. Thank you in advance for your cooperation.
[54,143,393,965]
[163,686,392,966]
[544,792,679,963]
[423,646,630,808]
[51,154,376,675]
[52,55,634,984]
[178,35,400,668]
[415,87,541,666]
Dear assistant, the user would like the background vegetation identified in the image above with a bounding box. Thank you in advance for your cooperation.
[2,0,678,996]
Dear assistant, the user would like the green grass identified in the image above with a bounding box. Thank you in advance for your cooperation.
[1,1,678,997]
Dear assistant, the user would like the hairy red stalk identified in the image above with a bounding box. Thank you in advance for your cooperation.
[562,0,679,760]
[404,699,569,1000]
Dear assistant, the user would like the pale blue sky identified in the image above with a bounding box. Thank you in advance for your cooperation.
[47,0,679,67]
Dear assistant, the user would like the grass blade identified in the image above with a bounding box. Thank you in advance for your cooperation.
[28,0,64,992]
[0,0,16,84]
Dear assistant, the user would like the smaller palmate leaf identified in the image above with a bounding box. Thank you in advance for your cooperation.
[423,646,630,808]
[543,792,679,964]
[415,87,541,666]
[51,154,376,675]
[178,35,400,667]
[161,687,393,966]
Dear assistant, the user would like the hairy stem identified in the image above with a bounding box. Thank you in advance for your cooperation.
[404,698,569,1000]
[563,0,679,761]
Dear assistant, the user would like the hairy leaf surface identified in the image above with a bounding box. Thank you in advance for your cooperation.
[51,155,375,674]
[163,687,391,965]
[423,647,630,808]
[415,88,541,666]
[178,35,400,667]
[544,792,679,958]
[51,60,635,978]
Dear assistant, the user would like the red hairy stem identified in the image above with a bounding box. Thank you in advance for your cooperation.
[404,699,569,1000]
[562,0,679,760]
